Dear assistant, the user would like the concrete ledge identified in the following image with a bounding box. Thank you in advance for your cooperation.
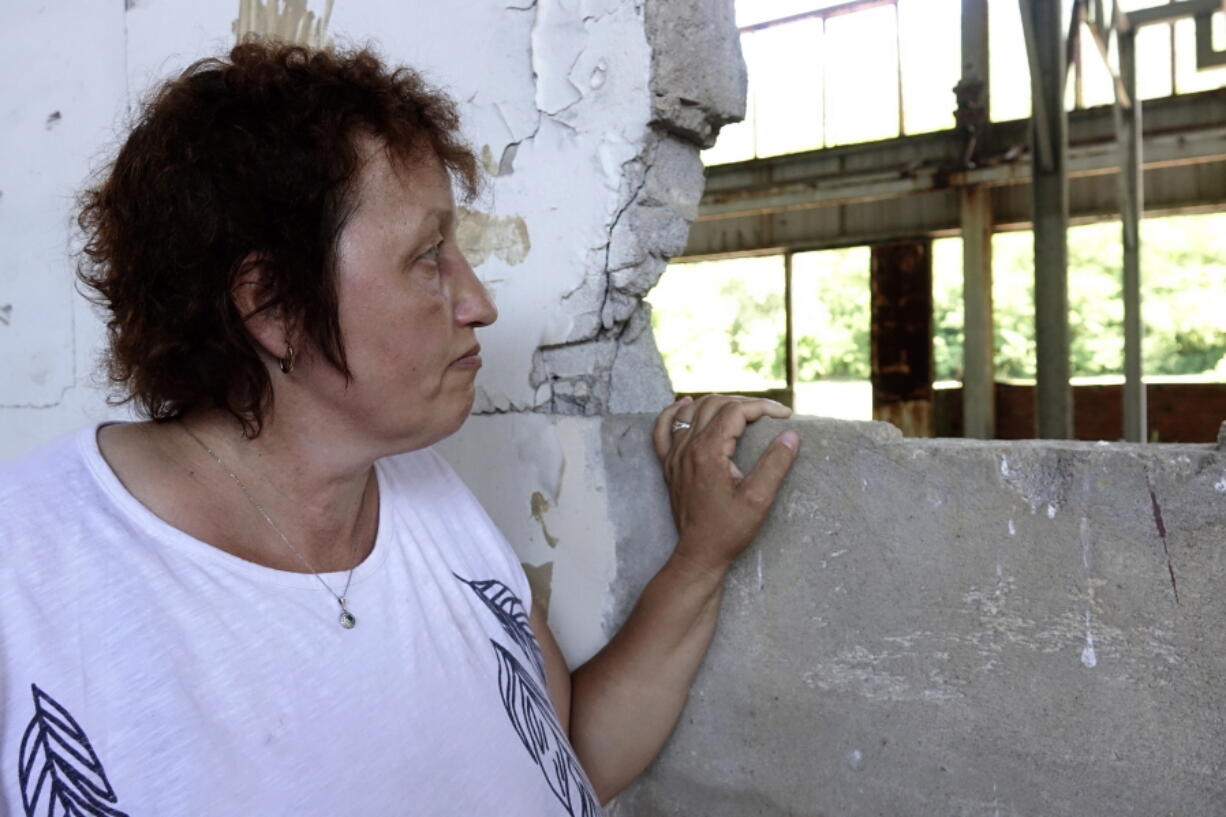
[604,416,1226,816]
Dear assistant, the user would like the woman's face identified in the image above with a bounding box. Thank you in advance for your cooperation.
[298,139,497,453]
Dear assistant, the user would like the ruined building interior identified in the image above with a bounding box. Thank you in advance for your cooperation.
[1,1,1223,815]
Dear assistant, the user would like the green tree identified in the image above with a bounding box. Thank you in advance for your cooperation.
[792,247,871,380]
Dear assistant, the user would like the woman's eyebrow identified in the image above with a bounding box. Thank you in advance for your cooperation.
[410,208,452,236]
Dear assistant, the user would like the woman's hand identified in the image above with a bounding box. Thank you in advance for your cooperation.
[652,394,800,577]
[569,395,800,799]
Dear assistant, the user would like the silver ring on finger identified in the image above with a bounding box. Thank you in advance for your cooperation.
[671,420,692,433]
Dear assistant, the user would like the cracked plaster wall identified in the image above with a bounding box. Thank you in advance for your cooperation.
[0,0,745,664]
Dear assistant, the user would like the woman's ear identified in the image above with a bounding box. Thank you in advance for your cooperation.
[231,253,294,365]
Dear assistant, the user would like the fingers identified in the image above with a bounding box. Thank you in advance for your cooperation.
[656,393,792,468]
[686,394,791,434]
[705,398,793,446]
[691,394,751,431]
[652,396,693,460]
[739,430,800,508]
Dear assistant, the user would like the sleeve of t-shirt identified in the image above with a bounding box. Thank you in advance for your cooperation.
[381,446,534,612]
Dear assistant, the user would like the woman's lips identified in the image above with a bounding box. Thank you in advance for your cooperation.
[450,348,482,369]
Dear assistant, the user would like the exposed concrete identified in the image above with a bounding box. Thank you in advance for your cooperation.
[532,132,702,414]
[602,416,1226,816]
[645,0,747,148]
[527,0,743,415]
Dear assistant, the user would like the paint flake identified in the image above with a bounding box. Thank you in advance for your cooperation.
[1081,611,1098,669]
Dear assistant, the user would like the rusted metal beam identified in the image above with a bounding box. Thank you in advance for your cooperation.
[870,240,934,437]
[695,125,1226,220]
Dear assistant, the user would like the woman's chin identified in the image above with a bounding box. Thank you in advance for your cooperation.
[431,391,478,443]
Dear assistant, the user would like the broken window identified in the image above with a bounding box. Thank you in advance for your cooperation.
[704,0,961,165]
[705,0,1226,166]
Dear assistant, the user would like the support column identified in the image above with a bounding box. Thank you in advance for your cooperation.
[1118,30,1146,442]
[959,0,995,439]
[784,252,797,409]
[871,240,934,437]
[1021,0,1073,438]
[961,187,995,438]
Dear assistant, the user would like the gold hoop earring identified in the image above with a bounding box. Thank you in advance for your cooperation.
[278,343,295,374]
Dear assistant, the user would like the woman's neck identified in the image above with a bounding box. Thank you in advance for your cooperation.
[100,411,380,573]
[178,410,380,571]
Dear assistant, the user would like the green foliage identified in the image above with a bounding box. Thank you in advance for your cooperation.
[792,247,872,380]
[932,238,965,381]
[935,215,1226,380]
[647,255,787,392]
[726,279,787,382]
[651,214,1226,394]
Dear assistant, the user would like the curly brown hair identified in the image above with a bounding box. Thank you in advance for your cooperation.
[77,41,480,436]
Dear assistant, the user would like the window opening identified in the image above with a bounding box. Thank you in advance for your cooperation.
[647,256,790,402]
[791,247,873,419]
[933,213,1226,387]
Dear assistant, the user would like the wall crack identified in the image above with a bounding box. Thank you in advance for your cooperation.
[494,0,744,417]
[1146,477,1181,606]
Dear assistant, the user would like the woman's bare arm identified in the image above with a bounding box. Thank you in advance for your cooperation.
[534,395,799,803]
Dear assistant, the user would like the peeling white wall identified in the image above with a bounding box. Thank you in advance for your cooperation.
[0,2,129,444]
[0,0,743,664]
[435,415,618,664]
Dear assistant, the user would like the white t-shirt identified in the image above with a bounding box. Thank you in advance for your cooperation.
[0,425,600,817]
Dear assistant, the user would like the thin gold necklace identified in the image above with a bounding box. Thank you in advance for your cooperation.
[180,422,363,629]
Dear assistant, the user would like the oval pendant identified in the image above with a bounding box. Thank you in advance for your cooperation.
[339,610,357,629]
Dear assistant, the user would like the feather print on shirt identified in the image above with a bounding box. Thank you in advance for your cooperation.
[456,574,601,816]
[492,642,600,817]
[453,574,546,679]
[18,684,130,817]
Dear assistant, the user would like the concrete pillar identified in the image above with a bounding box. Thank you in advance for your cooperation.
[784,252,797,409]
[961,187,995,438]
[1118,30,1146,442]
[870,240,934,437]
[959,0,994,439]
[1021,0,1073,438]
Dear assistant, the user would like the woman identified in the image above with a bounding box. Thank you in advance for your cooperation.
[0,42,798,815]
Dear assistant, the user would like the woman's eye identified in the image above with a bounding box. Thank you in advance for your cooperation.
[420,241,443,264]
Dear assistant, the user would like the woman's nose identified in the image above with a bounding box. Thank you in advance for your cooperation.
[454,253,498,328]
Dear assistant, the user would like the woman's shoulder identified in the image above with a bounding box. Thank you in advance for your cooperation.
[0,427,105,562]
[0,427,94,506]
